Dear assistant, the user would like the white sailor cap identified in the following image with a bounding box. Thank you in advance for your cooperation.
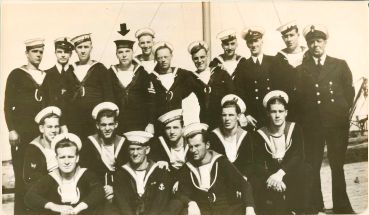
[158,109,183,125]
[303,24,329,41]
[241,26,265,41]
[276,20,298,34]
[217,29,237,42]
[124,131,154,146]
[51,133,82,152]
[92,102,119,120]
[183,122,209,138]
[71,33,92,47]
[35,106,61,124]
[152,41,174,55]
[262,90,289,108]
[187,41,209,55]
[221,94,246,113]
[135,27,155,39]
[54,37,74,51]
[25,38,45,50]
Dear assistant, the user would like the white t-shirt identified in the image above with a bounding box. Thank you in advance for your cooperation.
[115,65,135,88]
[159,72,175,90]
[222,60,238,76]
[170,147,186,169]
[74,64,90,82]
[198,162,213,190]
[24,68,46,85]
[196,68,211,84]
[271,134,286,160]
[101,144,115,171]
[224,134,239,163]
[134,170,146,197]
[140,60,156,74]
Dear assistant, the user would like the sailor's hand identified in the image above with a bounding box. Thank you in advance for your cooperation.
[104,185,114,200]
[69,202,88,215]
[245,206,256,215]
[267,170,286,191]
[188,201,201,215]
[157,161,170,171]
[9,130,20,147]
[45,202,73,214]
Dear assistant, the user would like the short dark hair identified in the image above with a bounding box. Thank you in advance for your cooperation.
[185,130,209,145]
[266,97,288,111]
[40,114,60,125]
[55,140,79,155]
[191,46,207,56]
[154,46,172,59]
[222,100,241,114]
[96,109,118,123]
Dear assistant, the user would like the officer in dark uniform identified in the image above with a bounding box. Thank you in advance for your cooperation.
[107,39,154,134]
[297,24,355,214]
[4,38,47,215]
[188,40,235,129]
[236,27,275,128]
[272,21,308,122]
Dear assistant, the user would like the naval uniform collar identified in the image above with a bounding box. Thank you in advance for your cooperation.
[251,54,263,64]
[313,53,327,66]
[56,63,71,74]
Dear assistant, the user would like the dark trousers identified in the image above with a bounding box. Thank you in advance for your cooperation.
[303,124,353,213]
[11,131,37,215]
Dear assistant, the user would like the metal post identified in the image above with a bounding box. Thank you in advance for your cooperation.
[202,2,211,58]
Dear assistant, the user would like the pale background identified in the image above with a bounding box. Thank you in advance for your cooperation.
[1,1,368,160]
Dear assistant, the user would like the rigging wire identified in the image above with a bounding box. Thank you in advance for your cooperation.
[149,3,163,27]
[99,3,125,61]
[271,0,282,25]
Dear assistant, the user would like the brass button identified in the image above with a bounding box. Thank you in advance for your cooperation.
[254,80,258,84]
[256,97,259,100]
[255,89,258,92]
[330,90,334,94]
[267,87,270,90]
[316,92,320,96]
[315,84,319,88]
[317,100,321,104]
[329,81,333,85]
[331,99,335,102]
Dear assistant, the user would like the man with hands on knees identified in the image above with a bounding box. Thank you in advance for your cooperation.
[24,133,105,215]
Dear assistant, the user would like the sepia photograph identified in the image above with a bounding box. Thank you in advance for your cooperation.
[1,1,368,215]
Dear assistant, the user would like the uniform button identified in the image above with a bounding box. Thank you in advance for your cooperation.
[255,89,258,92]
[331,99,335,102]
[254,80,258,84]
[267,78,270,81]
[330,90,334,94]
[316,92,320,96]
[315,84,319,88]
[329,81,333,85]
[317,100,321,104]
[267,87,270,90]
[256,97,259,100]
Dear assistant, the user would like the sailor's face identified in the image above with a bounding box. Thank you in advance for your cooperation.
[282,29,299,51]
[164,119,183,143]
[188,134,208,161]
[116,47,133,67]
[268,103,288,127]
[55,48,72,65]
[138,35,154,56]
[97,116,117,140]
[307,38,326,58]
[221,106,239,130]
[40,117,60,143]
[129,145,149,165]
[75,41,92,63]
[156,48,172,71]
[246,38,263,56]
[221,39,237,57]
[26,47,44,66]
[192,49,208,72]
[56,146,79,174]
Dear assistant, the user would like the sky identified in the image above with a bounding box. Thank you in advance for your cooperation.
[1,1,368,160]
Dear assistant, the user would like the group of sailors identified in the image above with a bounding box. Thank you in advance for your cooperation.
[4,20,356,215]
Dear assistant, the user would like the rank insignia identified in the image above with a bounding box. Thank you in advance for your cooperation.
[31,163,37,168]
[159,183,165,190]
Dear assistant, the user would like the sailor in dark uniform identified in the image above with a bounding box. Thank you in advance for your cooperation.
[113,131,173,215]
[297,25,355,214]
[149,41,202,131]
[79,102,128,214]
[272,21,308,122]
[24,133,105,215]
[150,109,188,173]
[43,37,74,114]
[107,39,154,134]
[23,106,61,191]
[208,94,254,176]
[251,91,311,215]
[188,40,235,129]
[64,33,114,139]
[236,27,275,128]
[164,123,256,215]
[135,27,156,73]
[4,38,47,215]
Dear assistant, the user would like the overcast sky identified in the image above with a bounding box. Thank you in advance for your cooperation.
[1,1,368,160]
